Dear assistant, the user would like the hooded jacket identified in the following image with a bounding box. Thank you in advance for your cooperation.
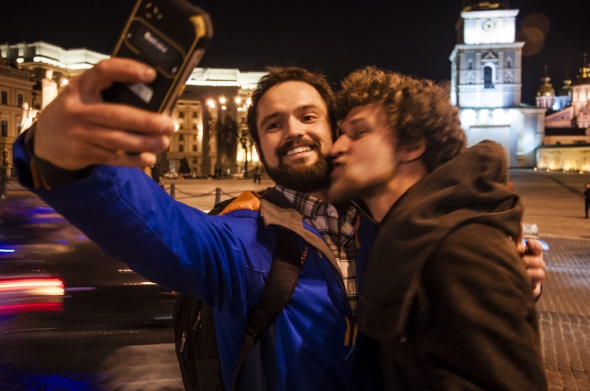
[12,131,382,391]
[357,141,548,390]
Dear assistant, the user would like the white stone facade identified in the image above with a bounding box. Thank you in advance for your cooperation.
[450,8,545,167]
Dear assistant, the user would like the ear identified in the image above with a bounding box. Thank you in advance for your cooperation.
[399,138,426,163]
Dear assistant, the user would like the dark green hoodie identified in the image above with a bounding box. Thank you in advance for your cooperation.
[358,141,547,390]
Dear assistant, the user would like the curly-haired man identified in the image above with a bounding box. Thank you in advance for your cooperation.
[329,67,548,390]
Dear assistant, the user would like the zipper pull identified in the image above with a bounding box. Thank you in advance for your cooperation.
[193,310,201,330]
[179,331,187,353]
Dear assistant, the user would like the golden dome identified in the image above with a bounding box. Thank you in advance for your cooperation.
[537,66,555,97]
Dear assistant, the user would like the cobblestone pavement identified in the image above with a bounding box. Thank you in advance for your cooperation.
[537,236,590,391]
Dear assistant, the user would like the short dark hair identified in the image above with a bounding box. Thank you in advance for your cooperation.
[336,67,467,172]
[247,66,336,146]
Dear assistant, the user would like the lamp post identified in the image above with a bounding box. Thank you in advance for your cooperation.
[240,132,249,177]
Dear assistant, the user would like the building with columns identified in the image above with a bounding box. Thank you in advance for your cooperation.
[0,41,266,177]
[450,0,546,167]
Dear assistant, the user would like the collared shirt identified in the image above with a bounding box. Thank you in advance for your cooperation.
[276,185,359,316]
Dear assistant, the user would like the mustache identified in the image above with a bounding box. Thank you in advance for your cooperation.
[277,138,319,157]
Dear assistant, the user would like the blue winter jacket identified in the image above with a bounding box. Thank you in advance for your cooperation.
[13,132,382,391]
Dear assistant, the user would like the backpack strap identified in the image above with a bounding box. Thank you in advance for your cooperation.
[230,227,302,391]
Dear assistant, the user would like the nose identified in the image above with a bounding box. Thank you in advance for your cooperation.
[284,117,304,140]
[330,133,349,157]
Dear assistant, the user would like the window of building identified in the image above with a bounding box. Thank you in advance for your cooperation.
[467,59,473,70]
[1,91,7,105]
[178,111,184,118]
[192,112,197,118]
[179,134,184,141]
[1,121,7,137]
[179,124,184,130]
[192,158,197,164]
[193,134,197,140]
[193,145,197,152]
[193,124,197,130]
[17,94,23,108]
[179,145,184,152]
[484,66,494,89]
[506,57,512,69]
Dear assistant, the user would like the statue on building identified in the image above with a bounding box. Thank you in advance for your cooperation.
[42,69,58,110]
[20,102,37,134]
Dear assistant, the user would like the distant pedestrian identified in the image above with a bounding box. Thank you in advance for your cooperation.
[584,183,590,218]
[253,165,262,183]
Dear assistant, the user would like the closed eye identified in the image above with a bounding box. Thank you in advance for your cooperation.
[354,129,368,139]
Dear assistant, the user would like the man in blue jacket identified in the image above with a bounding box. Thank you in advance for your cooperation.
[13,59,544,390]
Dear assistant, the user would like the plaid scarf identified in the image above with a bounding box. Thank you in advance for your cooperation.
[276,186,359,316]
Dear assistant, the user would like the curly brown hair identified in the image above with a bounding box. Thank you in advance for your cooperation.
[247,66,336,146]
[336,67,466,172]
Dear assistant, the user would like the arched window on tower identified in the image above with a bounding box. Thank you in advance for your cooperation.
[484,66,494,88]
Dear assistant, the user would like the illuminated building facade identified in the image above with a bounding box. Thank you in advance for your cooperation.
[0,41,266,177]
[536,55,590,172]
[165,68,266,177]
[450,1,546,167]
[0,57,35,166]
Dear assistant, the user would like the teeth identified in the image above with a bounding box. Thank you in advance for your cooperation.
[285,146,312,157]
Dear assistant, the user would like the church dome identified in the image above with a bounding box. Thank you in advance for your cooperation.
[572,54,590,86]
[462,0,511,12]
[537,66,555,97]
[537,77,555,97]
[558,79,572,97]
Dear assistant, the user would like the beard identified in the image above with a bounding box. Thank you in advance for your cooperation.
[262,139,332,193]
[327,175,366,204]
[327,167,395,205]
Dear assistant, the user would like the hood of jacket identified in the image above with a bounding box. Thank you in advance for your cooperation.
[358,140,523,340]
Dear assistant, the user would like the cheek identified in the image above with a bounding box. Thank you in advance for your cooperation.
[259,136,280,162]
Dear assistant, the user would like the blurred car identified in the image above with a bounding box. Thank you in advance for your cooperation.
[0,196,177,386]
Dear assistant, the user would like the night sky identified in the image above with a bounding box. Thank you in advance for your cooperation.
[1,0,589,105]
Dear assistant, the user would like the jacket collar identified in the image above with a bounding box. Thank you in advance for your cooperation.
[260,187,339,270]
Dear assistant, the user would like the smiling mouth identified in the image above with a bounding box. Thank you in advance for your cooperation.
[284,146,313,157]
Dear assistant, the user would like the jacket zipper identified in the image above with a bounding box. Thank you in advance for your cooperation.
[179,331,187,353]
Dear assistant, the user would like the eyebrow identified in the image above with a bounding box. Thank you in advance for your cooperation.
[345,117,367,127]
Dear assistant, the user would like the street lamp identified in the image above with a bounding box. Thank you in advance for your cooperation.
[240,132,250,177]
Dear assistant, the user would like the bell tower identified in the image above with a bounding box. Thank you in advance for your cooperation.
[449,0,546,167]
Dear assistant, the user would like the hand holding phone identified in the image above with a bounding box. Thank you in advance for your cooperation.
[102,0,213,114]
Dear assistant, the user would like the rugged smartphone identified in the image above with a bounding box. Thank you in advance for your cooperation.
[102,0,213,114]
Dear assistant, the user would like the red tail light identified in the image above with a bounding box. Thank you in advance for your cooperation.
[0,277,65,314]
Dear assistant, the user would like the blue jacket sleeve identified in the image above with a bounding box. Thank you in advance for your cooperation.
[13,132,262,317]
